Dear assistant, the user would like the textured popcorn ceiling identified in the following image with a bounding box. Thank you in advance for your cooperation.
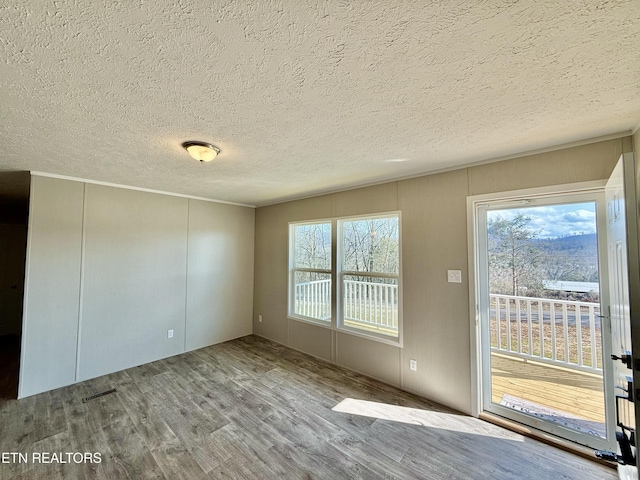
[1,1,639,205]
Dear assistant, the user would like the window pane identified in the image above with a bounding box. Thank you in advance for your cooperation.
[341,217,399,274]
[293,271,331,321]
[293,223,331,270]
[343,275,398,337]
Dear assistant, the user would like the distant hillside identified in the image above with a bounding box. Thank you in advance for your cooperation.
[539,233,597,250]
[487,214,599,298]
[535,233,598,283]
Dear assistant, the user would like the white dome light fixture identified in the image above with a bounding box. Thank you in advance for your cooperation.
[182,141,220,162]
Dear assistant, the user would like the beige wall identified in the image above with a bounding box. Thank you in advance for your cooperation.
[635,130,640,249]
[253,137,629,414]
[19,177,255,398]
[635,130,640,195]
[186,200,255,350]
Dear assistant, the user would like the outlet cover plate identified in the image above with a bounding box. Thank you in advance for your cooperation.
[447,270,462,283]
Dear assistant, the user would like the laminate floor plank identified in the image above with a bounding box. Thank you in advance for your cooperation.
[268,440,381,480]
[215,378,279,422]
[61,391,111,480]
[156,355,208,386]
[369,415,519,478]
[257,368,379,436]
[149,440,207,480]
[144,375,228,474]
[84,393,129,431]
[115,383,180,451]
[29,431,80,479]
[0,334,618,480]
[327,430,424,479]
[100,415,166,480]
[206,448,309,480]
[189,348,253,382]
[203,423,306,480]
[186,378,281,454]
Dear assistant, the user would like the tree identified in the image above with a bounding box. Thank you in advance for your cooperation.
[342,218,399,277]
[538,234,599,283]
[294,223,331,269]
[487,214,543,295]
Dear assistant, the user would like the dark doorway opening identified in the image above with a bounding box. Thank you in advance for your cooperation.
[0,173,30,400]
[0,334,20,399]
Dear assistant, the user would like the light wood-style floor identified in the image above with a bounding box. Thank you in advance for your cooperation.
[491,353,605,422]
[0,335,616,479]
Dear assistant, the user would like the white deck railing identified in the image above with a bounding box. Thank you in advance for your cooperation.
[490,294,602,373]
[294,284,601,372]
[294,279,398,331]
[343,278,398,330]
[294,279,332,321]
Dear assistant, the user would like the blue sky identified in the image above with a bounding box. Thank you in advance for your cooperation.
[488,202,596,239]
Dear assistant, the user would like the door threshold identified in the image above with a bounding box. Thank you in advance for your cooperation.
[478,412,616,469]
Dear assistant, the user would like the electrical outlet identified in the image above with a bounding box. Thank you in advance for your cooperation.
[447,270,462,283]
[258,315,263,323]
[409,359,417,371]
[167,329,174,339]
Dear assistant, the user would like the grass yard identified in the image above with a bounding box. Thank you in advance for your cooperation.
[490,319,603,369]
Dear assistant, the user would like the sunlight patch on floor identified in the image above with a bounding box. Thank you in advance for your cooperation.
[332,398,523,441]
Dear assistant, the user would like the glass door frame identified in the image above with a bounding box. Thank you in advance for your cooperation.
[468,183,615,451]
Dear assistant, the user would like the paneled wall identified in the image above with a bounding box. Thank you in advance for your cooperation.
[253,137,630,414]
[19,176,254,398]
[19,177,84,396]
[186,200,255,351]
[78,185,189,381]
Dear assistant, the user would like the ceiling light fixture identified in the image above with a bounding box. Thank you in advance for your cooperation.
[182,141,220,162]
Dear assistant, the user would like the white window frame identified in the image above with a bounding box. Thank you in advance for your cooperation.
[288,219,333,324]
[467,180,609,418]
[288,212,403,347]
[337,213,402,342]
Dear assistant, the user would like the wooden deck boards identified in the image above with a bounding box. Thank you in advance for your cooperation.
[0,335,615,479]
[491,353,605,422]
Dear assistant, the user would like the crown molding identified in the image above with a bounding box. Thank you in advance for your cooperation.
[29,172,255,208]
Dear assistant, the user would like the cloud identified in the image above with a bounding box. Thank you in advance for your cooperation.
[488,203,596,239]
[563,209,595,223]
